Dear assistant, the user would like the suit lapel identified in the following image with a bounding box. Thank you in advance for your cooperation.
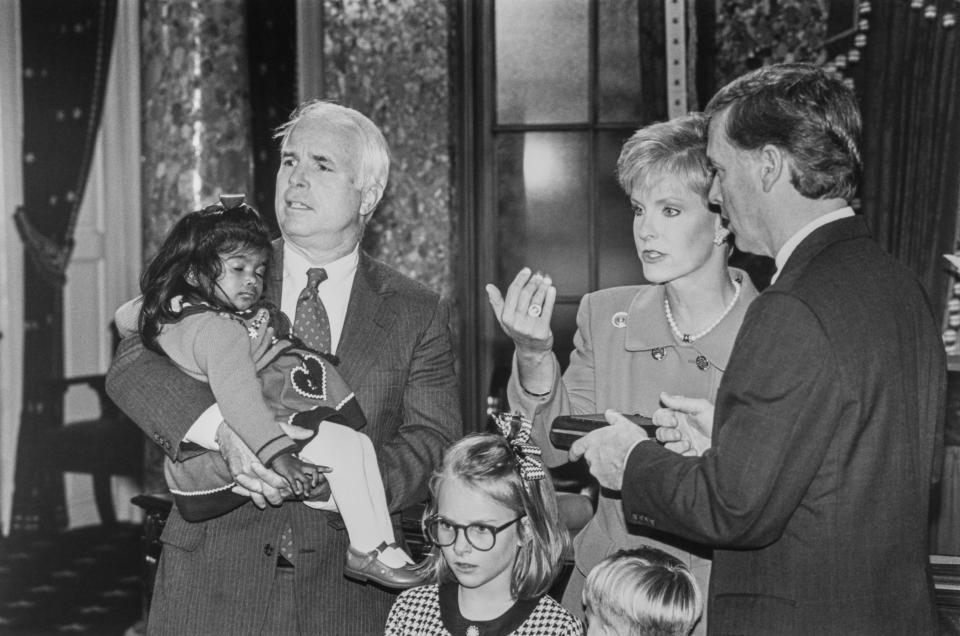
[336,253,396,387]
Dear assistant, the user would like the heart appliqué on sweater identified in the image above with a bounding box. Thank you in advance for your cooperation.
[291,353,328,401]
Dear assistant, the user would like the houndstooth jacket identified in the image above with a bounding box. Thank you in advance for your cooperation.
[384,583,583,636]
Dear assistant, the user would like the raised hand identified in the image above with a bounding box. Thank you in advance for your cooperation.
[485,267,558,394]
[485,267,557,354]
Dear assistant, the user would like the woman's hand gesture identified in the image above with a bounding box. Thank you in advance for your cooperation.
[485,267,557,355]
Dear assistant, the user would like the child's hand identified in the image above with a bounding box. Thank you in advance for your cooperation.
[303,474,333,503]
[270,453,330,498]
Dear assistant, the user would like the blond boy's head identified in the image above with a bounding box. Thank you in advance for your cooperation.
[583,547,703,636]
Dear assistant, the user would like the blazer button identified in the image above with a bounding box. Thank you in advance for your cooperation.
[264,544,274,557]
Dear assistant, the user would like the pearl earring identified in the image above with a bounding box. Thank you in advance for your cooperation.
[713,227,731,246]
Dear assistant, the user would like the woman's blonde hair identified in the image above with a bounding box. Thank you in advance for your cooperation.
[422,433,568,600]
[583,547,703,636]
[616,113,712,200]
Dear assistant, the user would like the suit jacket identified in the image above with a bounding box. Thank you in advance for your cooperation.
[621,217,945,635]
[106,245,462,635]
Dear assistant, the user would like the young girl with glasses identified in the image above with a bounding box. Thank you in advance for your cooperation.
[115,197,427,588]
[384,413,582,635]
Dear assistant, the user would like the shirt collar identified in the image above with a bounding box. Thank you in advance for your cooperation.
[283,243,359,289]
[772,207,854,283]
[438,581,539,635]
[624,267,758,371]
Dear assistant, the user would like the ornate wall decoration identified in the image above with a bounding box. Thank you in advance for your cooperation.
[715,0,828,87]
[140,0,254,263]
[139,0,254,493]
[322,0,455,298]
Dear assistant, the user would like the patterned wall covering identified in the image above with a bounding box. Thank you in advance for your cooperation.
[714,0,828,87]
[321,0,456,299]
[139,0,254,492]
[140,0,254,262]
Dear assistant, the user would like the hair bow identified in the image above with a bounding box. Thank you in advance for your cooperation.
[493,412,545,482]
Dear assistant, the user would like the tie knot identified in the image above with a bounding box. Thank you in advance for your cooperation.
[307,267,328,287]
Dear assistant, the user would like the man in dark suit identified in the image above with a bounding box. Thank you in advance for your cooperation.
[106,101,461,635]
[570,63,945,635]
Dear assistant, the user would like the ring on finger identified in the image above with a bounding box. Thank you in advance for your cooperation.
[527,304,542,318]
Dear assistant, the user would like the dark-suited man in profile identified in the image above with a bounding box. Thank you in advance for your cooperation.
[107,101,461,635]
[571,63,944,635]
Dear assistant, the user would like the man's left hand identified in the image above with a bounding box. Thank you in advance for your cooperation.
[218,422,293,507]
[569,409,649,490]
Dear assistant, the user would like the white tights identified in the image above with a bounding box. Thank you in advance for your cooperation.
[299,421,410,566]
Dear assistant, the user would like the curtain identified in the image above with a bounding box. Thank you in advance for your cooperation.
[10,0,117,534]
[847,0,960,557]
[855,0,960,319]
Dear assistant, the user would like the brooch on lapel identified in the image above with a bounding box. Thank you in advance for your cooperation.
[291,353,328,401]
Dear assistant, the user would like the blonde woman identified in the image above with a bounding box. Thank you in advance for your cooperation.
[486,113,758,635]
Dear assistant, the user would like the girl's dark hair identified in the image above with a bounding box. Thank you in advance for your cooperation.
[139,201,272,353]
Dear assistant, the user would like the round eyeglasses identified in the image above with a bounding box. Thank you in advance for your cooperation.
[423,514,525,552]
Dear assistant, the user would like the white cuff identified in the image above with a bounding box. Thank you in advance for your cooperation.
[183,404,223,450]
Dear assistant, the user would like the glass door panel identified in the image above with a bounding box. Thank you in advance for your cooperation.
[495,0,590,124]
[495,132,591,296]
[598,0,643,122]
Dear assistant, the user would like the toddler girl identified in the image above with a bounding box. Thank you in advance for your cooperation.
[385,413,582,635]
[117,196,425,588]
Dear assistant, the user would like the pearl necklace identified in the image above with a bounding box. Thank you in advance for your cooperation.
[664,276,742,344]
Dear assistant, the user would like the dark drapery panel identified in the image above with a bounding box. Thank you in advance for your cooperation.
[10,0,117,534]
[856,1,960,319]
[246,0,298,237]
